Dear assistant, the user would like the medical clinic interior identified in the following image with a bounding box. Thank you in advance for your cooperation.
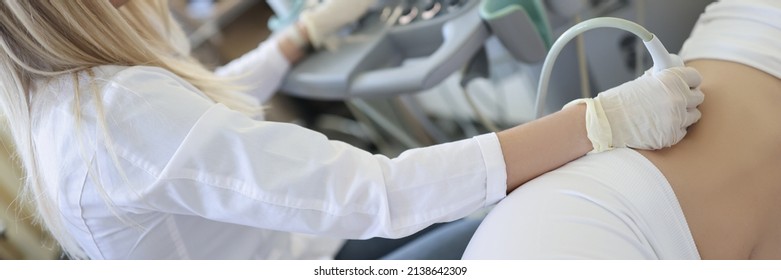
[3,0,780,260]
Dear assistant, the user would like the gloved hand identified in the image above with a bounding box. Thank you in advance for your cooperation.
[299,0,376,49]
[565,65,704,152]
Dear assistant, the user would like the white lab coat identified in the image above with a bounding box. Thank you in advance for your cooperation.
[31,37,507,259]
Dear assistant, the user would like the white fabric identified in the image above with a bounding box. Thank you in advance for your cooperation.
[680,0,781,80]
[462,148,700,259]
[31,64,507,259]
[564,66,704,152]
[213,39,291,104]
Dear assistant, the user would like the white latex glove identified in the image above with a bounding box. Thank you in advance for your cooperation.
[299,0,376,49]
[565,66,704,152]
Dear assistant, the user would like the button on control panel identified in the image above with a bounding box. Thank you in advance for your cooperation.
[376,0,467,26]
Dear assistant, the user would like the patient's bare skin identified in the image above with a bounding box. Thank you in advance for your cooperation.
[637,59,781,259]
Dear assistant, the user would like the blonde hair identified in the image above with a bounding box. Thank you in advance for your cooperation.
[0,0,260,259]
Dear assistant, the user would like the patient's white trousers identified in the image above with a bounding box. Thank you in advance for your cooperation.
[463,149,700,259]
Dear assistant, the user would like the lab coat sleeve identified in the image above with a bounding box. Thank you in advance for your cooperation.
[102,66,507,240]
[213,37,290,104]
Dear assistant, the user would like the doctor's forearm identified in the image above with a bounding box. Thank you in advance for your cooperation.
[277,22,310,64]
[497,104,591,193]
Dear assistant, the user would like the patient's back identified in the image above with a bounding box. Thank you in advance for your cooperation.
[637,59,781,259]
[463,0,781,260]
[464,0,781,259]
[462,59,781,259]
[635,0,781,259]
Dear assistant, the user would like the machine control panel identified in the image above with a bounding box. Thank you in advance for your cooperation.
[280,0,488,100]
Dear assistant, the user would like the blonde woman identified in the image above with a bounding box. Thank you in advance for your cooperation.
[0,0,702,259]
